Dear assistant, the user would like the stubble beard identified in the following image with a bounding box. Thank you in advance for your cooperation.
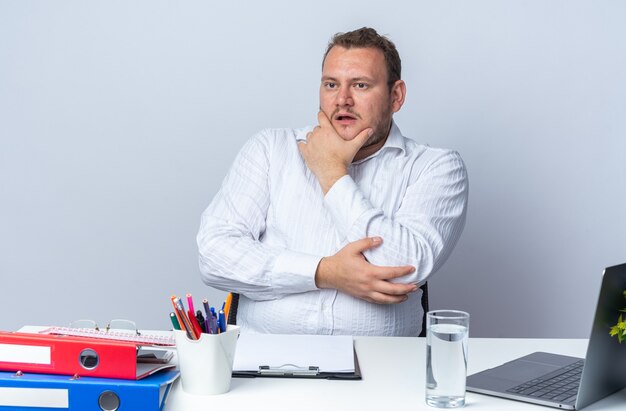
[361,108,393,150]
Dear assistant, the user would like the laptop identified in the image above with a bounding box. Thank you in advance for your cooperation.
[467,263,626,409]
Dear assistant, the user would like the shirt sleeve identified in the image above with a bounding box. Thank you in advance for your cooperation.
[323,149,468,284]
[196,131,321,301]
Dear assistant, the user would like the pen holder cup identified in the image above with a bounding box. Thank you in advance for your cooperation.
[174,325,240,395]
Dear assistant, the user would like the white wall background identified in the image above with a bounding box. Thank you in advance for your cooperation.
[1,0,624,337]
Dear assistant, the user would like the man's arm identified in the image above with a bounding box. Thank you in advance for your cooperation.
[324,150,468,281]
[199,129,419,305]
[298,112,420,304]
[197,131,321,301]
[299,112,468,301]
[315,236,418,304]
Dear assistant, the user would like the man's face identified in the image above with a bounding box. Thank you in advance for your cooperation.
[320,46,404,146]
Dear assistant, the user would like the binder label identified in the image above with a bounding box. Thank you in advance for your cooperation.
[0,343,51,365]
[0,387,69,408]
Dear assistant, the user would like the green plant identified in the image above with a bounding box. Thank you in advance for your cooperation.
[609,291,626,343]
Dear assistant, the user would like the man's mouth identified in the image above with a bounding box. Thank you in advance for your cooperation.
[335,113,359,123]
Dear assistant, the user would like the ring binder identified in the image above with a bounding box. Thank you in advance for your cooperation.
[258,365,320,376]
[0,369,179,410]
[0,331,175,380]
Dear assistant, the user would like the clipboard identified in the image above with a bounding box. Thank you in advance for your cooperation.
[231,333,362,380]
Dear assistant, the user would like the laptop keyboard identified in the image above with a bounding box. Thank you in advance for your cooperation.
[506,360,584,403]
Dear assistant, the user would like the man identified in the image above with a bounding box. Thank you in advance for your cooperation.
[197,27,468,336]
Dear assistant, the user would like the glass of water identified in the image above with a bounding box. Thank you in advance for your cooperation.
[426,310,470,408]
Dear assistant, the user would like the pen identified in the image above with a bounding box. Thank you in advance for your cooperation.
[202,299,212,334]
[210,308,218,334]
[218,309,226,333]
[224,293,233,323]
[170,296,189,335]
[187,307,203,339]
[175,297,198,339]
[186,293,195,314]
[196,310,206,333]
[169,312,181,330]
[202,299,211,320]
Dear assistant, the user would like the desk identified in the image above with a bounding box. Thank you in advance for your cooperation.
[165,337,626,411]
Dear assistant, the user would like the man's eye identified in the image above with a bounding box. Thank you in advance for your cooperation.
[355,83,368,89]
[324,82,337,89]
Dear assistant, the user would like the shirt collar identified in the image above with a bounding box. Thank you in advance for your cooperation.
[352,120,406,164]
[383,120,406,153]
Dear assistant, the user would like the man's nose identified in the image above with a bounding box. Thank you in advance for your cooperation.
[337,88,354,107]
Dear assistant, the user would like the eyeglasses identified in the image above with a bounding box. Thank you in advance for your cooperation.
[70,319,141,336]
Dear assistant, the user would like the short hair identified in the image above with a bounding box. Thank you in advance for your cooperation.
[323,27,401,89]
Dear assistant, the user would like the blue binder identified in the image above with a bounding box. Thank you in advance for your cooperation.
[0,369,179,410]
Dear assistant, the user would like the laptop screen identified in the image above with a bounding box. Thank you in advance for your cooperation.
[576,263,626,409]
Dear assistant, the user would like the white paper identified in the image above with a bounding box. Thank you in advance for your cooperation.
[233,334,354,373]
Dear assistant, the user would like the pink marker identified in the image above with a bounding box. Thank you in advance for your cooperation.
[186,293,195,314]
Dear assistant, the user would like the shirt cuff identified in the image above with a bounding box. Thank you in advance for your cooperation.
[271,250,321,293]
[324,175,373,237]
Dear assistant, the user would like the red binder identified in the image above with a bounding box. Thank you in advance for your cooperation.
[0,331,175,380]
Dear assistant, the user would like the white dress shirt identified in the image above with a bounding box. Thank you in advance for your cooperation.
[197,122,468,336]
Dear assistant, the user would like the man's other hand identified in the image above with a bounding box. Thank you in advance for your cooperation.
[298,111,372,194]
[315,237,417,304]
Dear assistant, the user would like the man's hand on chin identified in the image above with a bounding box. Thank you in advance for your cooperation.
[298,110,372,194]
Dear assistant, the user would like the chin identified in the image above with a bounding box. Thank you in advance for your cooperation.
[334,125,359,141]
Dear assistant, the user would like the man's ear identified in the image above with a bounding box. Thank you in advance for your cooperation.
[390,80,406,113]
